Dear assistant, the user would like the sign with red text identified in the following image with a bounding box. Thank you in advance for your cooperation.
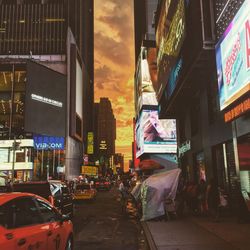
[224,97,250,122]
[215,0,250,111]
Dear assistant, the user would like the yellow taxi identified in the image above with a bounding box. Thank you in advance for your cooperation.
[73,183,97,201]
[0,192,73,250]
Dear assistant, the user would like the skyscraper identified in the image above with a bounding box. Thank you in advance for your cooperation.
[94,98,116,166]
[0,0,94,181]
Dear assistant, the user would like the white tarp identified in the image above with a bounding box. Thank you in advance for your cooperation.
[131,182,142,201]
[140,168,181,221]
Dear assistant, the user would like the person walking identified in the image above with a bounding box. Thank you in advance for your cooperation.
[206,178,220,222]
[197,179,207,216]
[118,180,129,213]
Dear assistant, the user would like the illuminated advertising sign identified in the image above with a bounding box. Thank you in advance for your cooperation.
[99,140,107,150]
[25,61,66,137]
[81,166,98,176]
[167,56,183,99]
[224,97,250,122]
[135,47,158,114]
[216,0,250,111]
[87,132,94,154]
[33,135,64,150]
[157,0,185,95]
[136,110,177,158]
[133,118,140,168]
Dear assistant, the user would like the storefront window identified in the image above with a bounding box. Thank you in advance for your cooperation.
[238,134,250,193]
[0,65,26,139]
[195,151,206,182]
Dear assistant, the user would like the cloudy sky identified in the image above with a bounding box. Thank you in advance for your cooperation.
[94,0,135,170]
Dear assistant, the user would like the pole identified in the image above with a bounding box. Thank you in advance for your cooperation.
[11,136,16,184]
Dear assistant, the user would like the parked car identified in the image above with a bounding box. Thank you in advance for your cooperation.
[73,183,97,201]
[12,181,74,218]
[95,178,111,191]
[0,192,73,250]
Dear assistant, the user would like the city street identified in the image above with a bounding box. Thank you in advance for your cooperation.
[72,186,149,250]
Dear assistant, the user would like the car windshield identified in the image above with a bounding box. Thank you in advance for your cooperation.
[76,185,90,190]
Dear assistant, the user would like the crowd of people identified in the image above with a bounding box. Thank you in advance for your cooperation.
[116,173,230,222]
[176,177,228,222]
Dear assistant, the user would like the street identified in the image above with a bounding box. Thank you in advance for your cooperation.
[72,186,149,250]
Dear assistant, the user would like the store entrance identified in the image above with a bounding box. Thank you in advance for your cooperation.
[33,149,65,181]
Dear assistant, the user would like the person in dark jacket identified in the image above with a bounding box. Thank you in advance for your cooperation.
[206,178,220,221]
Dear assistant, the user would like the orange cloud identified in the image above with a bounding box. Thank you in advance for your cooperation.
[94,0,135,171]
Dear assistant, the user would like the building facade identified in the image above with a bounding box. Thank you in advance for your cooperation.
[154,0,250,213]
[0,0,94,181]
[94,98,116,170]
[133,0,178,172]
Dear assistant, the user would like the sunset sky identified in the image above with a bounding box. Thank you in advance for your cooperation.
[94,0,135,171]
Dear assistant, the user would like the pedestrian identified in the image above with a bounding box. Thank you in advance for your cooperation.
[185,181,198,214]
[197,179,208,215]
[206,178,220,222]
[118,180,129,212]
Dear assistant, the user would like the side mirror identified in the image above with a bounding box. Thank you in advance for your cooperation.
[60,214,70,224]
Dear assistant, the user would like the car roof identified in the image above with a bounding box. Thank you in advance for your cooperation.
[0,192,48,205]
[12,182,51,199]
[48,180,63,183]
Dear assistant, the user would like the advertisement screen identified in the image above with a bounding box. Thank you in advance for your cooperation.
[25,61,66,137]
[136,110,177,158]
[135,47,158,114]
[157,0,185,95]
[216,0,250,111]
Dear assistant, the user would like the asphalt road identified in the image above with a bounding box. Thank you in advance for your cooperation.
[72,186,149,250]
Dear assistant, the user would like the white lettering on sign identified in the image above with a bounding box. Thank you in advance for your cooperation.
[35,142,63,149]
[178,140,191,157]
[31,94,63,108]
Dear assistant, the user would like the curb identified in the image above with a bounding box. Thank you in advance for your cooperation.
[141,221,158,250]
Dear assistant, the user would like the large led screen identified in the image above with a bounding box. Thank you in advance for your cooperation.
[216,0,250,111]
[25,61,66,137]
[136,110,177,158]
[157,0,185,96]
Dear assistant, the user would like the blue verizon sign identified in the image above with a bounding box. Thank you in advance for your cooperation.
[33,135,65,150]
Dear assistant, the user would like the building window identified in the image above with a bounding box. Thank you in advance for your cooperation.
[0,64,26,139]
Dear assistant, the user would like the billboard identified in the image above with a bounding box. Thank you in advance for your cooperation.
[157,0,186,97]
[25,61,66,137]
[87,132,94,154]
[215,0,250,111]
[136,110,177,158]
[135,47,158,114]
[33,135,64,150]
[81,166,98,176]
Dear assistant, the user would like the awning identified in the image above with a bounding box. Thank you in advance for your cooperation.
[139,159,164,171]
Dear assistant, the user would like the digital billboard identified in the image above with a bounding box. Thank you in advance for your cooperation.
[136,110,177,158]
[215,0,250,111]
[135,47,158,114]
[157,0,186,97]
[25,61,66,137]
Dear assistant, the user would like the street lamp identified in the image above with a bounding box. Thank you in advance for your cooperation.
[11,136,21,183]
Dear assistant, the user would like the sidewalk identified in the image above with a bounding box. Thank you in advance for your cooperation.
[141,215,250,250]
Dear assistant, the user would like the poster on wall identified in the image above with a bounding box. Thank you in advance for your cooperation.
[136,110,177,158]
[215,0,250,111]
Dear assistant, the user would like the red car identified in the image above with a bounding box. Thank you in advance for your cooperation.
[95,178,111,191]
[0,192,73,250]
